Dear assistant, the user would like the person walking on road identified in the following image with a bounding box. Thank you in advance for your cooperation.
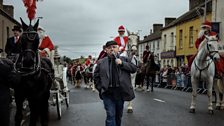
[94,40,137,126]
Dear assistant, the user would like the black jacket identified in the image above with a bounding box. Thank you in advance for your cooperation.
[94,56,137,101]
[5,37,21,56]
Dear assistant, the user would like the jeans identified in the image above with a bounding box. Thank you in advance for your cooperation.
[102,95,124,126]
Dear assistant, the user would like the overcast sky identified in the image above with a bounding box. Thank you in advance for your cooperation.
[4,0,189,59]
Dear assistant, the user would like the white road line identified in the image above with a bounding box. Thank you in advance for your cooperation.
[153,98,166,103]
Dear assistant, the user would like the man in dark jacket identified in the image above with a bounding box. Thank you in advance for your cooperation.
[94,40,137,126]
[5,25,22,60]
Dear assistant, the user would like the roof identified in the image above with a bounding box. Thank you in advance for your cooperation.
[139,31,162,44]
[162,1,212,30]
[0,8,20,26]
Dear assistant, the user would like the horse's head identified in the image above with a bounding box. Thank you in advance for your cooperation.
[128,32,138,53]
[18,18,40,71]
[204,35,220,61]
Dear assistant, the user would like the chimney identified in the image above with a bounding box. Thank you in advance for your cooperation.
[189,0,205,10]
[165,17,176,26]
[3,5,14,17]
[153,24,163,33]
[150,29,153,34]
[0,0,3,9]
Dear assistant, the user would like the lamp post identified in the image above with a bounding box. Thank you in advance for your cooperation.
[203,0,211,22]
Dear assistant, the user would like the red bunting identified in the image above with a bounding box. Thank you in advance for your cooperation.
[23,0,37,20]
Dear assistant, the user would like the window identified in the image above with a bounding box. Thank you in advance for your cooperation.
[179,30,183,49]
[189,26,194,47]
[171,32,174,49]
[153,41,155,52]
[7,27,9,38]
[164,34,167,50]
[157,40,160,50]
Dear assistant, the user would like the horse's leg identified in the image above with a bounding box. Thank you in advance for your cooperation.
[151,75,154,92]
[207,77,214,114]
[213,79,221,109]
[146,75,150,91]
[190,77,198,113]
[15,91,25,126]
[40,91,50,126]
[28,98,38,126]
[127,101,133,113]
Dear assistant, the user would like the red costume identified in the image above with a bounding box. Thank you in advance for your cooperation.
[188,20,220,74]
[114,25,128,50]
[143,50,151,63]
[195,31,217,49]
[39,36,54,57]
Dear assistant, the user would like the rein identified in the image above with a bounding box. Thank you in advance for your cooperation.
[194,39,218,80]
[14,50,41,76]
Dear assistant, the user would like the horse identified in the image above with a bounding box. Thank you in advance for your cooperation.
[189,35,220,114]
[125,31,139,113]
[141,52,160,92]
[14,18,54,126]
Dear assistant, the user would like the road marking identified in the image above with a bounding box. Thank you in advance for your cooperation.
[153,98,166,103]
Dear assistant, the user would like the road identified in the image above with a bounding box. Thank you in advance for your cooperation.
[46,83,224,126]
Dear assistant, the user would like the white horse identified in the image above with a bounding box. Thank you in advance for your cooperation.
[126,31,139,113]
[190,35,220,114]
[214,75,224,110]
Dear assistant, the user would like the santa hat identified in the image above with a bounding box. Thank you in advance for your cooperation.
[118,25,125,32]
[201,20,212,29]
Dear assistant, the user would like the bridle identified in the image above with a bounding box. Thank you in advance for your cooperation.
[14,30,41,76]
[194,38,219,80]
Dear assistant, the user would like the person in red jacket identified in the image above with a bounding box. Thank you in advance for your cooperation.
[114,25,129,56]
[188,20,217,72]
[143,45,151,63]
[37,26,54,57]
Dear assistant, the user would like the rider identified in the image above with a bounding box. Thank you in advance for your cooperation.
[37,26,54,58]
[5,25,22,59]
[114,25,129,57]
[143,45,151,64]
[187,20,217,72]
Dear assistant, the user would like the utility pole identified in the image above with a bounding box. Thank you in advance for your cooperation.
[204,0,210,22]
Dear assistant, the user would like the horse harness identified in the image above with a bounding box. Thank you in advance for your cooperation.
[194,40,219,80]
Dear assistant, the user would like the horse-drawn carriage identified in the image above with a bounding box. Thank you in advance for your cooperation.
[49,65,69,120]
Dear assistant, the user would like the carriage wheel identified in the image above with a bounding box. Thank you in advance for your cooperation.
[56,92,62,120]
[65,90,70,108]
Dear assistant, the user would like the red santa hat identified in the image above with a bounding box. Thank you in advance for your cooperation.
[118,25,125,32]
[201,20,212,29]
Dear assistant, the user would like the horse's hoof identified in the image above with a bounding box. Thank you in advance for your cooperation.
[220,106,224,110]
[189,109,195,113]
[127,109,133,113]
[208,110,214,115]
[216,106,221,110]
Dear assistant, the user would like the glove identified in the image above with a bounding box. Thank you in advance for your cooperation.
[119,46,125,52]
[39,50,47,57]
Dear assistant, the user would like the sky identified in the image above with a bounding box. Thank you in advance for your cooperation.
[3,0,189,59]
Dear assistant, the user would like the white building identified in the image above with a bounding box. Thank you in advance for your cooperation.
[160,18,177,68]
[138,24,162,63]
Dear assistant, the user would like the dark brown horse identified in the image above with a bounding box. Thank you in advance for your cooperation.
[141,52,160,92]
[14,18,54,126]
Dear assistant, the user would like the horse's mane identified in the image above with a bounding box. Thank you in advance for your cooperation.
[198,38,207,50]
